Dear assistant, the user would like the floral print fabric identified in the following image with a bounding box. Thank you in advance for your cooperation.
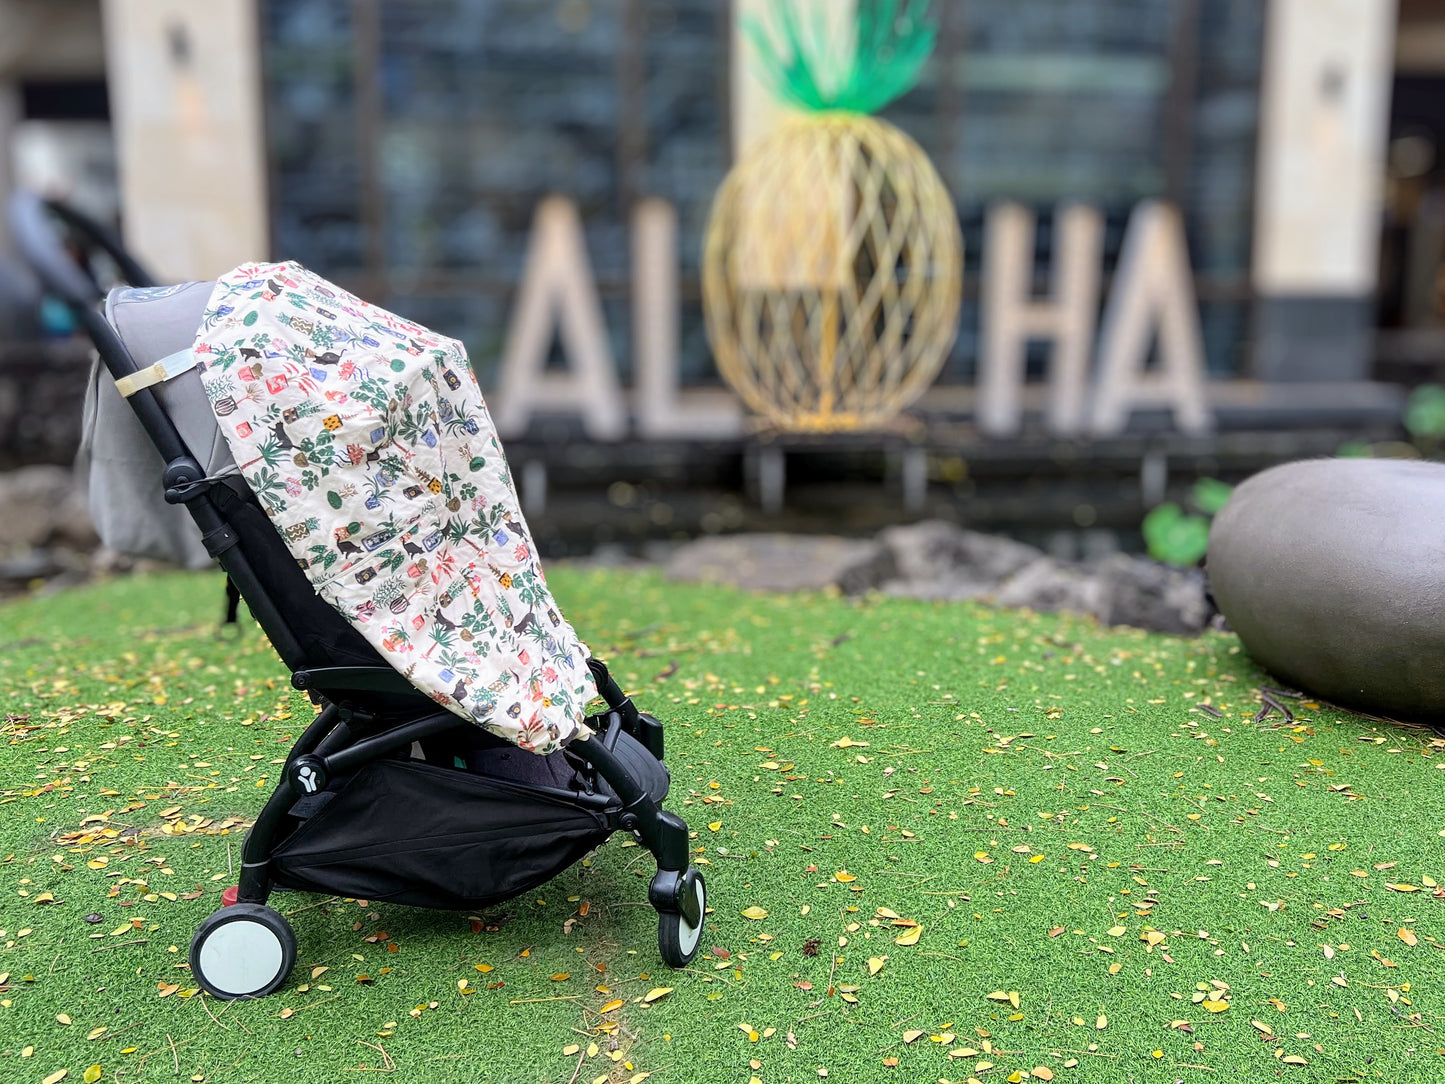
[194,261,594,754]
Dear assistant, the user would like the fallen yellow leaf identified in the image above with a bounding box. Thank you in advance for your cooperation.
[1399,928,1419,947]
[1202,999,1229,1013]
[902,1030,924,1044]
[600,999,624,1013]
[835,871,857,883]
[43,1071,67,1084]
[867,956,886,976]
[83,1066,103,1084]
[1095,1014,1108,1030]
[742,906,768,921]
[643,987,673,1003]
[894,926,922,947]
[56,1014,72,1026]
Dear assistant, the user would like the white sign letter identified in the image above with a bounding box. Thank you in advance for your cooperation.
[492,197,628,440]
[978,202,1103,436]
[633,198,742,439]
[1090,201,1213,436]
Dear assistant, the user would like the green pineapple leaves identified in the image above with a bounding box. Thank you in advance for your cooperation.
[744,0,937,116]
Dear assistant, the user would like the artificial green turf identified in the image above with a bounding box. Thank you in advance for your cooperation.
[2,568,1445,1084]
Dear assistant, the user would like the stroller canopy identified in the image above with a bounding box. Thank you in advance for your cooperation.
[194,262,595,753]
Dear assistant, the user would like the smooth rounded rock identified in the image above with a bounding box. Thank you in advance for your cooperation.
[1207,457,1445,723]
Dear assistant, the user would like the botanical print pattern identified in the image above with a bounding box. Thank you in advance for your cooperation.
[194,262,595,754]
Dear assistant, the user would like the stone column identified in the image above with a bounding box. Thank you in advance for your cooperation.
[1251,0,1398,381]
[0,81,19,251]
[100,0,268,281]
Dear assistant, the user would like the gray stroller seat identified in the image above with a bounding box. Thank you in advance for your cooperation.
[81,282,238,567]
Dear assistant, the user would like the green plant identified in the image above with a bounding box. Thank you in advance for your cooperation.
[1142,477,1234,567]
[1142,502,1210,566]
[1405,383,1445,446]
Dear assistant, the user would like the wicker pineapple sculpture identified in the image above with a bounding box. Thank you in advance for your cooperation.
[703,0,961,432]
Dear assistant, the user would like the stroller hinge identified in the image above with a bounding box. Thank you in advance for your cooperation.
[162,456,210,504]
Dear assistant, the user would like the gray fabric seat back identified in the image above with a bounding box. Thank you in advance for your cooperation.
[78,282,237,568]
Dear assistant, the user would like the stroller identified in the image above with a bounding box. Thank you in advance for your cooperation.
[9,193,707,1000]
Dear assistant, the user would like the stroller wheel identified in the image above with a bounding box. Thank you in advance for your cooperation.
[190,903,296,1000]
[657,868,706,968]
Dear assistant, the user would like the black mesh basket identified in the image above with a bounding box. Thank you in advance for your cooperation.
[269,757,611,910]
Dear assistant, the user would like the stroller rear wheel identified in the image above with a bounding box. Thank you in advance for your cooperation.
[190,902,296,1000]
[657,868,706,968]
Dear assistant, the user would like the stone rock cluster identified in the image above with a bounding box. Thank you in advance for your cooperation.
[666,520,1215,635]
[0,465,105,595]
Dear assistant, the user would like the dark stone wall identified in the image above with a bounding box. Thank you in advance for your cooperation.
[0,340,92,467]
[259,0,1263,383]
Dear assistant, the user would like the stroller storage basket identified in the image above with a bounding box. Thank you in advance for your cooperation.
[270,757,610,910]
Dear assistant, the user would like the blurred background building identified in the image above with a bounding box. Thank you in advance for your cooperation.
[1,0,1441,556]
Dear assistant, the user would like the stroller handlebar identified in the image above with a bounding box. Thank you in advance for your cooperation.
[7,189,155,310]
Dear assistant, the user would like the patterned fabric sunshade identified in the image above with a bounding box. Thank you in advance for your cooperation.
[194,262,595,755]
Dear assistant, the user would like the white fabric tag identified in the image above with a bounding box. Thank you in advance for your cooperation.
[114,348,198,398]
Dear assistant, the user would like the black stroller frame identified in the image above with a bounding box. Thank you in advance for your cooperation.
[10,193,706,999]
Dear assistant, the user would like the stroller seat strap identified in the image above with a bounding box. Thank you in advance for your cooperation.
[114,347,198,398]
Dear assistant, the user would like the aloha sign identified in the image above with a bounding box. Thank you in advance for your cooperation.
[491,195,1214,442]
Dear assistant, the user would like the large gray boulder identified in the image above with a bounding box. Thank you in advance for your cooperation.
[1208,458,1445,723]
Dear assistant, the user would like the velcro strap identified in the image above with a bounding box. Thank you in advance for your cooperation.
[201,524,240,558]
[115,348,198,398]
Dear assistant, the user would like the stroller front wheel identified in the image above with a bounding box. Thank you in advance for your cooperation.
[657,869,706,968]
[190,902,296,1000]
